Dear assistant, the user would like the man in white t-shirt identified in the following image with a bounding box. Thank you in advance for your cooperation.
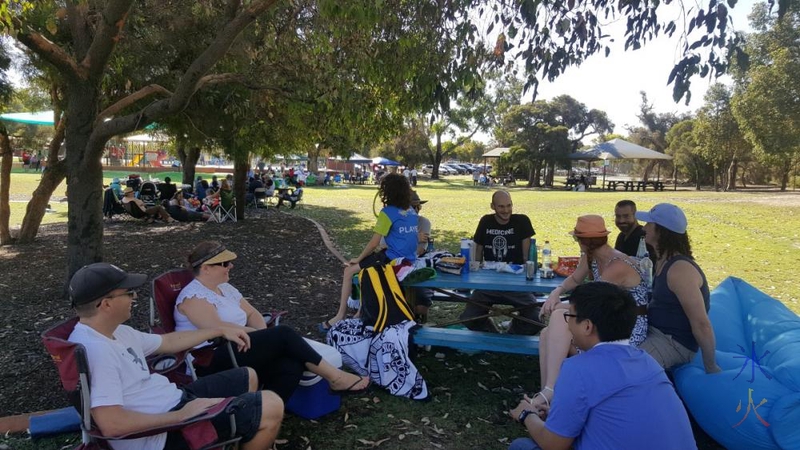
[67,263,283,450]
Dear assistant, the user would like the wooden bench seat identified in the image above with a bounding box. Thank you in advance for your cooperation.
[410,326,540,356]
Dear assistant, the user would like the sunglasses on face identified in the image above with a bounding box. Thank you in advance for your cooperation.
[209,261,232,268]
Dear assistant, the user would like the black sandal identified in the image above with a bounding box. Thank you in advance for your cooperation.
[329,376,371,396]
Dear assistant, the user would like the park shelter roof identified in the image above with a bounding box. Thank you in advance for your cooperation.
[569,138,672,161]
[482,147,510,158]
[0,111,55,126]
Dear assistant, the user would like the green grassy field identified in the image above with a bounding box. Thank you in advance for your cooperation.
[291,177,800,314]
[6,170,799,309]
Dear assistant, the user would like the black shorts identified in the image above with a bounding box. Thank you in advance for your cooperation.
[165,368,262,449]
[359,249,389,269]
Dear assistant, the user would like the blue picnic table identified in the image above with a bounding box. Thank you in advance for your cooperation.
[404,269,566,355]
[410,269,563,293]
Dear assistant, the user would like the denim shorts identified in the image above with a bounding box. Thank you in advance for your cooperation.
[165,367,262,448]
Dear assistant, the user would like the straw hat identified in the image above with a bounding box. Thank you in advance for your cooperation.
[569,215,611,238]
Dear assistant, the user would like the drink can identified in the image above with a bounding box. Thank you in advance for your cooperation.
[525,261,536,281]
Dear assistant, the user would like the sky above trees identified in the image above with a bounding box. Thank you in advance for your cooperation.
[535,0,756,134]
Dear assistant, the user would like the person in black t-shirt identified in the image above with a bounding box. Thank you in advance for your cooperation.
[614,200,655,260]
[459,190,542,335]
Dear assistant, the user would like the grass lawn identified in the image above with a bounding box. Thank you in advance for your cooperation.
[292,176,800,314]
[1,173,797,450]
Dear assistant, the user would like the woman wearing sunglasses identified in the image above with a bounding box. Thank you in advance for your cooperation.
[532,215,650,411]
[174,241,370,402]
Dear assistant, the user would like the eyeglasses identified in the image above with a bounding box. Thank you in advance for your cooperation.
[98,290,137,307]
[563,313,579,323]
[209,261,232,268]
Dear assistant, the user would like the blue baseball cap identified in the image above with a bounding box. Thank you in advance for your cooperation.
[636,203,687,234]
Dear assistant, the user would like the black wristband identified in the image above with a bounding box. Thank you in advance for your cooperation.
[518,409,535,423]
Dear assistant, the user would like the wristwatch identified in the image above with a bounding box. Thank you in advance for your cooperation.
[518,409,536,423]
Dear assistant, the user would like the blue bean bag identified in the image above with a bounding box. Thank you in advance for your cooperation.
[673,277,800,450]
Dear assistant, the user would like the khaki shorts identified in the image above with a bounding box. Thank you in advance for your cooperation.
[639,326,695,370]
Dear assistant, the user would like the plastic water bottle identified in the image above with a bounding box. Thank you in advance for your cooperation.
[528,238,538,273]
[426,237,434,254]
[637,237,653,287]
[460,239,471,276]
[542,241,552,269]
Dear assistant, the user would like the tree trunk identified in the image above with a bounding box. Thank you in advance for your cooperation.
[740,163,748,188]
[307,145,320,174]
[18,117,68,243]
[726,157,738,191]
[695,166,701,190]
[233,154,248,219]
[641,161,656,182]
[780,164,790,191]
[532,160,542,187]
[526,164,535,187]
[430,132,444,180]
[178,145,200,185]
[546,161,555,187]
[0,126,12,245]
[18,163,67,243]
[64,84,106,283]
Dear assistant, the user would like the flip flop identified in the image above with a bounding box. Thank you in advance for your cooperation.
[317,320,332,335]
[329,376,371,396]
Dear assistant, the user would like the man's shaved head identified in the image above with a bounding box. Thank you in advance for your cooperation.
[491,190,511,206]
[490,190,513,224]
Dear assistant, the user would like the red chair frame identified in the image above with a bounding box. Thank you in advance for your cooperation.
[41,317,241,450]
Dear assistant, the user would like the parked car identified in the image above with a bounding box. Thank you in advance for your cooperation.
[437,165,454,175]
[442,164,465,175]
[455,163,474,174]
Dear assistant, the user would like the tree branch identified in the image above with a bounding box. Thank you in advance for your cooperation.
[90,0,280,150]
[66,1,91,60]
[82,0,135,81]
[96,84,173,124]
[15,32,82,79]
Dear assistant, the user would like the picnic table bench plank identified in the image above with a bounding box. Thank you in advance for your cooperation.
[411,327,540,356]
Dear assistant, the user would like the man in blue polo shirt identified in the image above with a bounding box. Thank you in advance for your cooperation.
[508,282,696,450]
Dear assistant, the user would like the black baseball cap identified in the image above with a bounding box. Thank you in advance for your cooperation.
[69,263,147,307]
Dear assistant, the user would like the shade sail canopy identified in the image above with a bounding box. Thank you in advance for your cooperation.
[570,139,672,161]
[372,156,400,166]
[347,152,372,164]
[0,111,55,126]
[482,147,510,158]
[123,133,169,142]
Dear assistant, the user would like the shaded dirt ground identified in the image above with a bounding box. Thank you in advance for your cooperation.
[0,209,342,417]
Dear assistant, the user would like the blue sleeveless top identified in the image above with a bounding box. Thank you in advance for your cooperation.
[648,255,709,352]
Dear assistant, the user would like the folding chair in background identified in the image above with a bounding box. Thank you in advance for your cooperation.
[251,188,267,209]
[42,317,242,450]
[211,191,237,223]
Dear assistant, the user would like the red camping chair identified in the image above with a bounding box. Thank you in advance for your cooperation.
[150,269,238,381]
[150,269,288,381]
[41,317,241,450]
